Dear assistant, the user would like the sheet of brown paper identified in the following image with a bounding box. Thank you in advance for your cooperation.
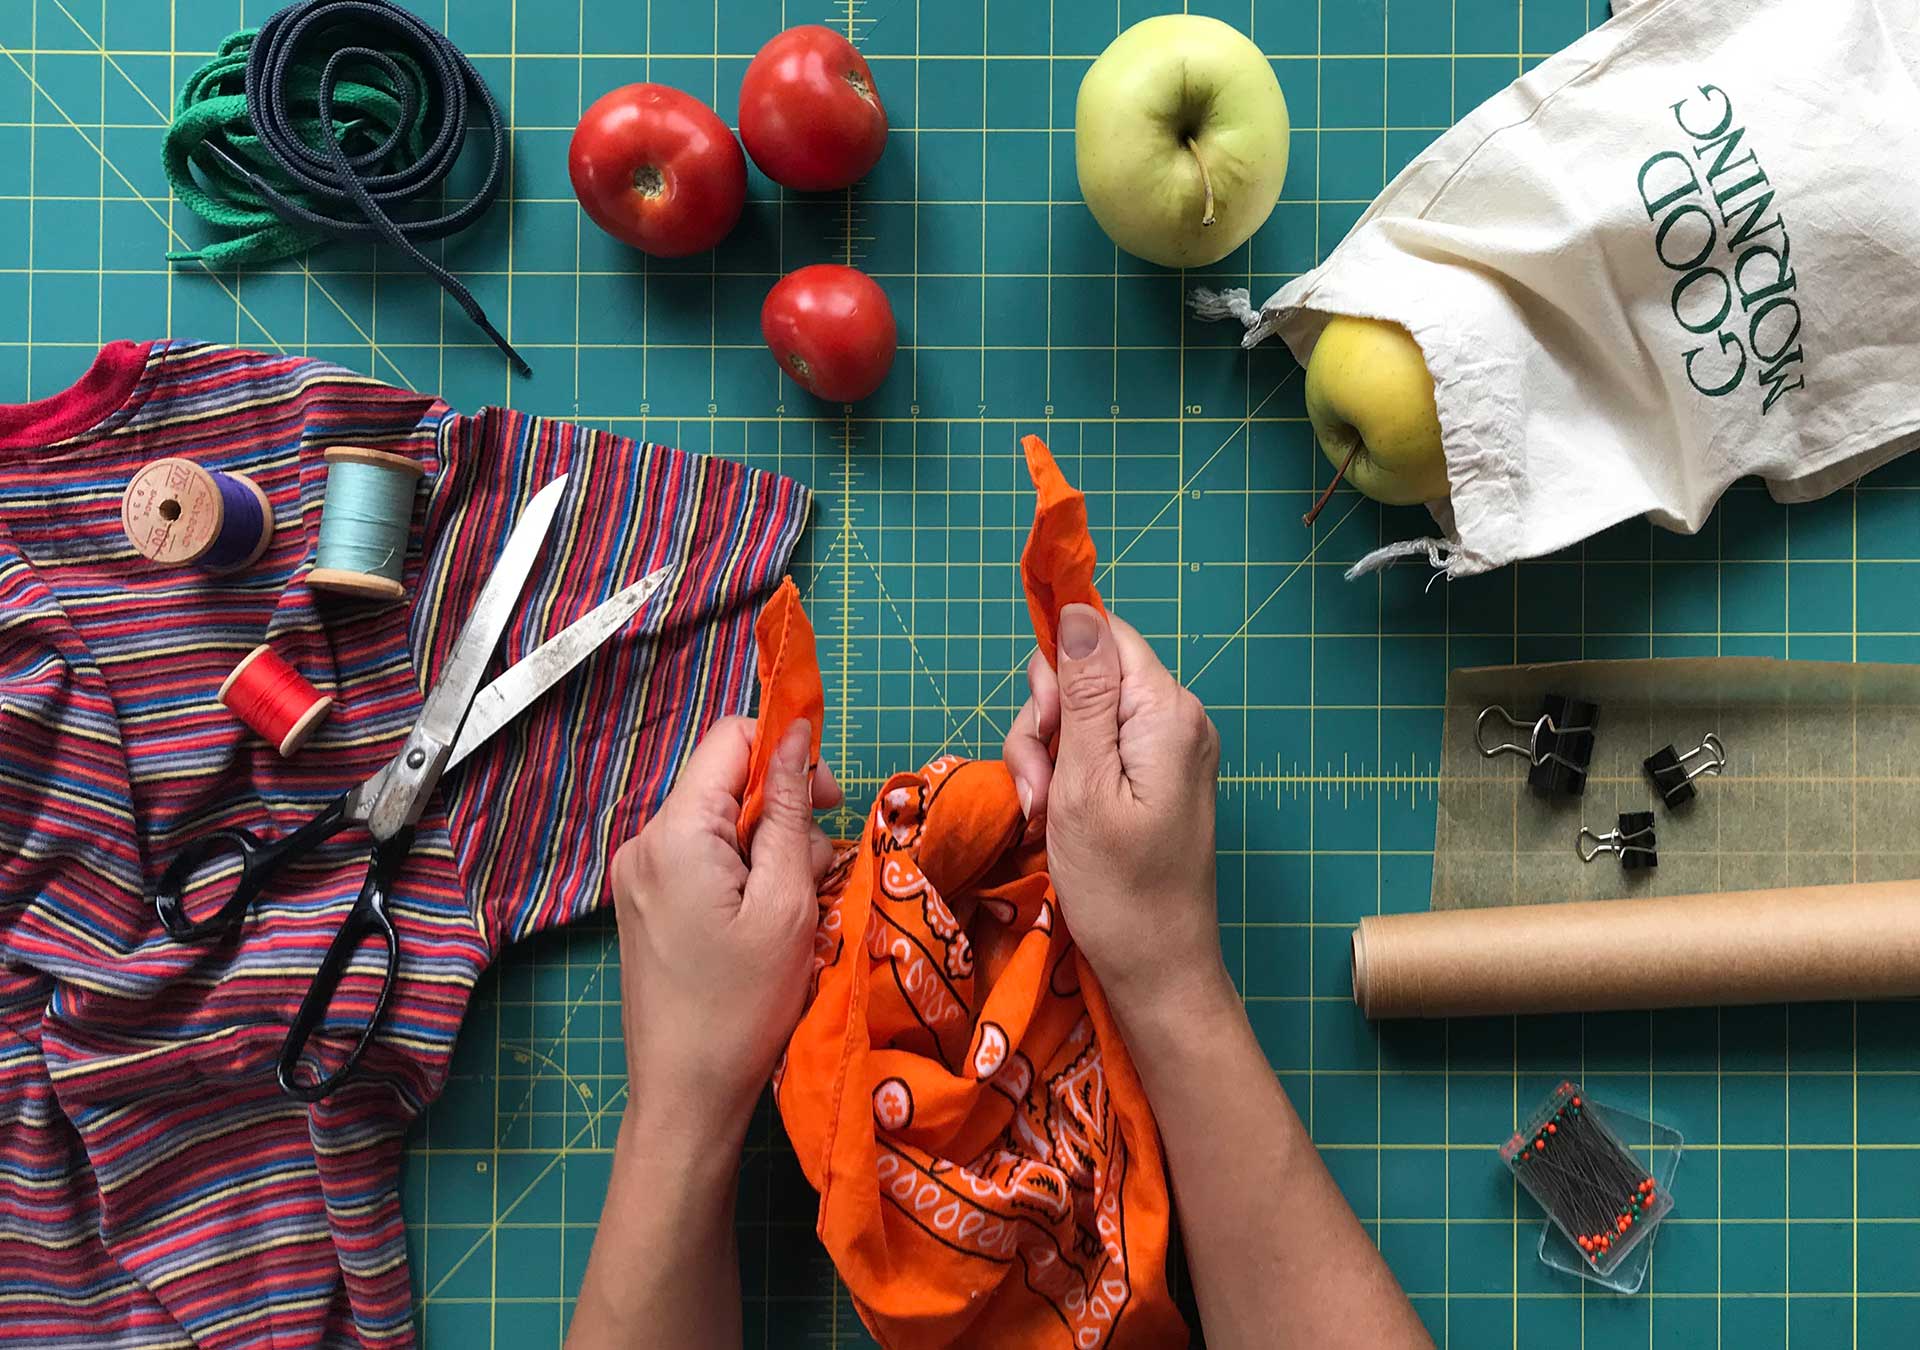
[1352,879,1920,1019]
[1432,658,1920,909]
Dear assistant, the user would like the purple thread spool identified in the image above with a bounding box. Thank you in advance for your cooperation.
[121,457,275,570]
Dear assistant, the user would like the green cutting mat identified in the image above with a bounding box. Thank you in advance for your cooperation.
[6,0,1919,1345]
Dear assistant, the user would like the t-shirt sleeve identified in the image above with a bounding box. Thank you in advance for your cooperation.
[0,555,140,961]
[418,409,811,947]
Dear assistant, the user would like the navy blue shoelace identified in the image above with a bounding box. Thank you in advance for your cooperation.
[185,0,530,375]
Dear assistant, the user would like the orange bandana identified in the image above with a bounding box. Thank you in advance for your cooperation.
[739,437,1179,1348]
[737,575,823,844]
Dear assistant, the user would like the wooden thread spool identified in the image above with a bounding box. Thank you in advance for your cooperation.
[308,446,425,602]
[121,457,275,569]
[219,644,334,757]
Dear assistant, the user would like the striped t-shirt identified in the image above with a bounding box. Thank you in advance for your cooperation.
[0,340,809,1347]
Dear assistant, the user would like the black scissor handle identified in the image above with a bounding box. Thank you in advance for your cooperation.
[154,794,354,941]
[276,826,412,1102]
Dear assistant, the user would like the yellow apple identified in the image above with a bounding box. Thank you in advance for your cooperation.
[1301,316,1449,520]
[1075,15,1289,269]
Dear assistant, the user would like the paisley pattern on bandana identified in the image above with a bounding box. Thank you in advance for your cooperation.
[748,438,1180,1349]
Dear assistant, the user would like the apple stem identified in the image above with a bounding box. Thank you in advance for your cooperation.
[1302,441,1363,528]
[1184,137,1217,228]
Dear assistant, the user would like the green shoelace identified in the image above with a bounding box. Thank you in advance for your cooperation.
[160,2,526,375]
[162,30,423,269]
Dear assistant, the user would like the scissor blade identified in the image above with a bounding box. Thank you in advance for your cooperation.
[350,477,572,833]
[412,475,570,750]
[445,565,674,770]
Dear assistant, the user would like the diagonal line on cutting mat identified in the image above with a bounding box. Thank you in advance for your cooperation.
[797,481,855,617]
[1183,494,1367,688]
[1096,374,1294,577]
[926,373,1296,757]
[496,1040,608,1148]
[41,0,423,393]
[420,1064,630,1306]
[421,1033,814,1311]
[841,524,972,747]
[932,487,1356,759]
[487,940,616,1145]
[0,42,298,365]
[418,962,824,1314]
[418,491,984,1313]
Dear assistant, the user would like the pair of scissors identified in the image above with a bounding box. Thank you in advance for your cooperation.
[154,474,672,1101]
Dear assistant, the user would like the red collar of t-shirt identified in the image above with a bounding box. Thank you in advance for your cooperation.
[0,340,152,451]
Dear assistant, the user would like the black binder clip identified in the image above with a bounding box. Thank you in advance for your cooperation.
[1643,733,1725,808]
[1579,812,1657,869]
[1475,694,1599,797]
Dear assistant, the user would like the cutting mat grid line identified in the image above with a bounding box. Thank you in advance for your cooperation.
[6,0,1917,1345]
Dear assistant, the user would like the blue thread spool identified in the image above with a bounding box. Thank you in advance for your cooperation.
[121,457,275,570]
[308,447,424,602]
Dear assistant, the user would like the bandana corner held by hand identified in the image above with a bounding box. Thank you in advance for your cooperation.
[739,435,1179,1349]
[737,575,824,847]
[1019,434,1105,668]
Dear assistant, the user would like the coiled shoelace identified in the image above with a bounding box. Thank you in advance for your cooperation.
[163,0,529,375]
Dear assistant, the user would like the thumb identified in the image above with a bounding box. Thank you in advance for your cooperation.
[1053,604,1122,781]
[748,719,818,881]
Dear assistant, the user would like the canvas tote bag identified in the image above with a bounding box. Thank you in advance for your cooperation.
[1197,0,1920,577]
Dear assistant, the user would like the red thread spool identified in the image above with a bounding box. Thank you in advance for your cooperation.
[219,645,334,757]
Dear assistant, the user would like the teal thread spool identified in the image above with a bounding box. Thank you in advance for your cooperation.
[308,446,423,602]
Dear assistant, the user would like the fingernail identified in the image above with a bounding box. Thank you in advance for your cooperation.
[1059,605,1102,660]
[774,719,810,773]
[1017,780,1033,818]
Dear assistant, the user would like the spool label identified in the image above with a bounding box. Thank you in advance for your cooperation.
[122,458,220,564]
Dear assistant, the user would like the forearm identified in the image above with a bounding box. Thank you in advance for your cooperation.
[567,1103,745,1350]
[1116,970,1430,1350]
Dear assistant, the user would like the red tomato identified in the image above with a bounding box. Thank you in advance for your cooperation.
[762,265,896,403]
[738,26,887,192]
[569,84,745,256]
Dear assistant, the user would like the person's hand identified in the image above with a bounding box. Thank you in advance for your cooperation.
[609,717,840,1142]
[1004,604,1226,1012]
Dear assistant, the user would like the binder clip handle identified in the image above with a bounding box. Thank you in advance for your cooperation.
[1644,733,1726,808]
[1475,703,1592,764]
[1680,733,1726,778]
[1579,813,1657,868]
[1475,705,1543,761]
[1477,696,1599,798]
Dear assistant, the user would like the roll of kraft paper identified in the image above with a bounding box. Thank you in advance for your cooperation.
[1351,880,1920,1020]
